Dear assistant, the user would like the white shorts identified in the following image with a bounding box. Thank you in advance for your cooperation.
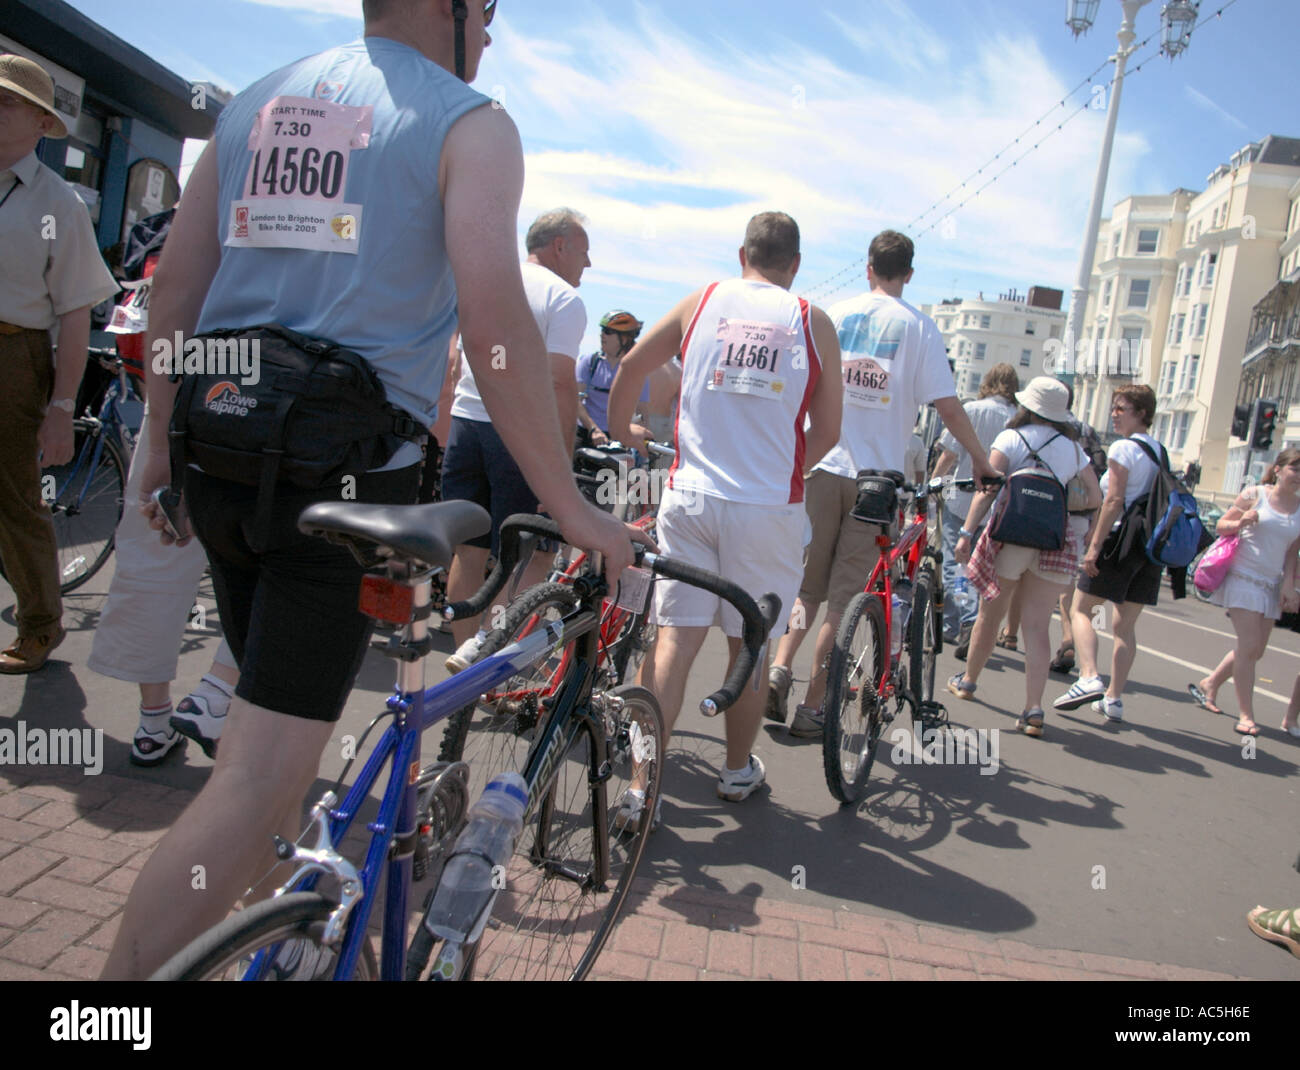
[652,487,808,638]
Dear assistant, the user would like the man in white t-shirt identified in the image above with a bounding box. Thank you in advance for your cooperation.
[609,211,842,812]
[442,207,590,668]
[767,230,998,737]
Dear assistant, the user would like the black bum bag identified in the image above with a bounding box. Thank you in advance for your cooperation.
[168,323,425,548]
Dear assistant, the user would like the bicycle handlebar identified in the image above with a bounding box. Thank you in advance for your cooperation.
[445,513,778,717]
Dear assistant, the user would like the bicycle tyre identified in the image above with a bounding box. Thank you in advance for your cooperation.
[150,892,378,980]
[908,565,939,709]
[47,420,125,593]
[607,605,656,685]
[822,590,888,806]
[482,683,663,980]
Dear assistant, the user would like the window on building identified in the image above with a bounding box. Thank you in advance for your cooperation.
[1049,324,1062,340]
[1156,413,1171,440]
[1110,232,1119,258]
[1173,411,1192,451]
[963,313,973,326]
[1025,320,1036,336]
[1020,348,1032,367]
[968,373,981,394]
[1159,361,1176,396]
[1185,354,1200,392]
[1192,303,1208,338]
[1102,279,1113,308]
[1121,327,1144,376]
[1203,251,1217,287]
[979,314,991,329]
[975,342,987,360]
[1175,264,1185,295]
[1136,228,1159,255]
[1174,312,1185,345]
[1127,279,1151,308]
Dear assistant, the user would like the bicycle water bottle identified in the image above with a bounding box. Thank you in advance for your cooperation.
[953,564,975,622]
[890,578,913,661]
[423,772,527,952]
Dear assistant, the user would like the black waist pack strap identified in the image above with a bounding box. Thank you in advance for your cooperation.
[251,375,307,551]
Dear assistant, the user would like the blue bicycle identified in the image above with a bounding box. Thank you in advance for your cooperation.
[152,507,776,981]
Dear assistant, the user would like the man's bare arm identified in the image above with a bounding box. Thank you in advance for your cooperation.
[608,290,698,453]
[801,305,843,470]
[550,352,578,456]
[930,447,956,479]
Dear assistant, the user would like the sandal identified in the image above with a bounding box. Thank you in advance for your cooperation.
[1246,906,1300,959]
[1049,642,1075,675]
[1187,682,1225,716]
[946,673,975,700]
[995,630,1018,651]
[1016,708,1045,738]
[1234,719,1260,736]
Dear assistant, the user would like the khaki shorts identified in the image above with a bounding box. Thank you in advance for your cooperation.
[994,544,1074,585]
[799,470,882,614]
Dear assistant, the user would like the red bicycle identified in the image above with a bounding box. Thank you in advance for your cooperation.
[822,473,979,805]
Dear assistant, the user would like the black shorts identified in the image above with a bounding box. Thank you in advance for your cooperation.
[440,416,543,557]
[185,464,421,722]
[1078,531,1163,607]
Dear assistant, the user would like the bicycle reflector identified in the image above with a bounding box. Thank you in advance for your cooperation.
[359,575,414,624]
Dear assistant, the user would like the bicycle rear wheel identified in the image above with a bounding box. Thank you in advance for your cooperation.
[823,591,888,805]
[45,421,125,593]
[150,892,378,980]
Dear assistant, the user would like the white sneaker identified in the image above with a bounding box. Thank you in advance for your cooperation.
[614,789,663,834]
[1094,696,1124,723]
[716,754,766,802]
[445,631,486,674]
[1053,675,1106,711]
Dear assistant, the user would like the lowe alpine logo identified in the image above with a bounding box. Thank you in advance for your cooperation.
[204,381,259,417]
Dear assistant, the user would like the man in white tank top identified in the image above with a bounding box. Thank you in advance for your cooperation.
[609,212,842,804]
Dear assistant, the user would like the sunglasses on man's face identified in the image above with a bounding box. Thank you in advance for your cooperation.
[484,0,497,26]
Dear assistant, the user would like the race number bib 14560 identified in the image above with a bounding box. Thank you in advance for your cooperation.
[843,356,891,409]
[707,317,797,401]
[225,95,373,254]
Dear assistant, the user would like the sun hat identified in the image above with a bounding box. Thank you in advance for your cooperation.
[0,54,68,139]
[1015,376,1071,423]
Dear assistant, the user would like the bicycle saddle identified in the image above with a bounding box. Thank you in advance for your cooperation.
[574,447,631,474]
[298,499,490,569]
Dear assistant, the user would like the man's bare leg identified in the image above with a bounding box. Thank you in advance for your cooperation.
[638,624,709,742]
[101,697,333,980]
[723,635,766,770]
[799,611,843,710]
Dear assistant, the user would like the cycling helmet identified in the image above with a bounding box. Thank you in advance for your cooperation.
[600,310,643,336]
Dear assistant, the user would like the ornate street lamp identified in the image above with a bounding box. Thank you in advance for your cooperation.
[1160,1,1200,57]
[1066,0,1102,37]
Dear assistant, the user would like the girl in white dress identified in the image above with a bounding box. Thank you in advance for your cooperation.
[1192,448,1300,736]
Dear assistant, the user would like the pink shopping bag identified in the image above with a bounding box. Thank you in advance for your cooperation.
[1193,535,1238,594]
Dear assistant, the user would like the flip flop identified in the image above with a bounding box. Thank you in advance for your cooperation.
[1234,720,1260,736]
[1187,682,1225,716]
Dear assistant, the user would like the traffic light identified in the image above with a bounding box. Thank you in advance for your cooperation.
[1249,398,1279,452]
[1231,404,1250,440]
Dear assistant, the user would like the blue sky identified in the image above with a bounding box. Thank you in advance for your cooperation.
[67,0,1299,358]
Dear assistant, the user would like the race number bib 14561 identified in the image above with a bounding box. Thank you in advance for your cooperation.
[707,317,797,401]
[843,356,891,409]
[225,95,373,254]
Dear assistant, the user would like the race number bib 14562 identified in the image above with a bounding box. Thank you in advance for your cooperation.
[225,95,373,254]
[707,317,797,401]
[843,356,891,409]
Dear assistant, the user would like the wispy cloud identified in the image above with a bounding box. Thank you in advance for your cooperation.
[241,0,359,17]
[1184,85,1248,132]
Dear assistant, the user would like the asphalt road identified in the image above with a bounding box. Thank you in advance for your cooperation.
[3,559,1298,980]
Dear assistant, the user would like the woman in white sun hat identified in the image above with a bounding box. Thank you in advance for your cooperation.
[950,377,1101,736]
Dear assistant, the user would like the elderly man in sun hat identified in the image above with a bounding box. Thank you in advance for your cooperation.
[0,53,118,673]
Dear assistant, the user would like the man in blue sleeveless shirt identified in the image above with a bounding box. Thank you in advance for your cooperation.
[104,0,642,979]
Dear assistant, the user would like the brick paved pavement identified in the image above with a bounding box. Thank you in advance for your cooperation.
[0,765,1245,981]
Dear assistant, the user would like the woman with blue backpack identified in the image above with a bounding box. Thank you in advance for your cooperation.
[1054,384,1169,724]
[1187,447,1300,737]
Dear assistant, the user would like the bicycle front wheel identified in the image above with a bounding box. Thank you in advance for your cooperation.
[908,564,939,708]
[150,892,378,980]
[823,591,888,805]
[47,420,125,593]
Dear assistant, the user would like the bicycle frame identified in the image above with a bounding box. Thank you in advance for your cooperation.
[245,594,602,982]
[857,506,932,705]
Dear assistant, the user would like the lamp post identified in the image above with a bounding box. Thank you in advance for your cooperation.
[1061,1,1199,389]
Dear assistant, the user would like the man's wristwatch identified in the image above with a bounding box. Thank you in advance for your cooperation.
[959,527,976,540]
[49,398,75,413]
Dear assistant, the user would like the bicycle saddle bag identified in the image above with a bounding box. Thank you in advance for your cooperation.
[851,469,904,528]
[169,324,426,549]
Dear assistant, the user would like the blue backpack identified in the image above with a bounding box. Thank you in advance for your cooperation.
[1124,438,1204,569]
